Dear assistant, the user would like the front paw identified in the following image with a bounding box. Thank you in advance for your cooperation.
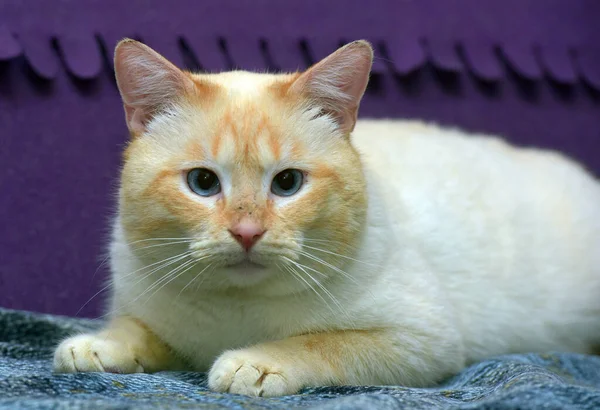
[53,334,144,374]
[208,349,302,397]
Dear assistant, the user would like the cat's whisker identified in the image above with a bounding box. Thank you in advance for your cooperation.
[76,251,194,317]
[279,261,334,314]
[129,240,194,253]
[279,262,308,289]
[301,238,359,253]
[297,250,361,286]
[292,261,346,313]
[292,260,358,330]
[301,244,382,268]
[302,237,357,247]
[92,253,112,281]
[194,264,217,292]
[123,261,197,312]
[104,240,194,271]
[128,252,195,290]
[137,258,199,303]
[297,250,378,305]
[178,262,214,297]
[125,237,195,246]
[125,251,195,283]
[285,255,325,277]
[144,259,204,305]
[132,245,192,262]
[89,252,197,320]
[282,257,346,318]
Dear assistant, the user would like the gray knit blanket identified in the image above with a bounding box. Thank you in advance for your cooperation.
[1,308,599,409]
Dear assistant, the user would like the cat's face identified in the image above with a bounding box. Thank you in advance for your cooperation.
[114,40,372,294]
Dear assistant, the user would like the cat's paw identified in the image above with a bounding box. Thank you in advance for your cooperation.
[53,334,144,374]
[208,349,301,397]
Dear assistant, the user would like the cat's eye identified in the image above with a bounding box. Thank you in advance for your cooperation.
[187,168,221,197]
[271,169,303,197]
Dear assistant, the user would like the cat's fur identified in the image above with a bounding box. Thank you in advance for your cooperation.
[53,39,600,397]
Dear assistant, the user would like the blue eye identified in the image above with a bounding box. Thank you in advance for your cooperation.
[187,168,221,197]
[271,169,303,197]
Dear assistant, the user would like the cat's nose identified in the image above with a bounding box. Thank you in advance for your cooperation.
[229,220,266,252]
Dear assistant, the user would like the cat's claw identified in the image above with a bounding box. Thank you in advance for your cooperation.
[53,334,144,374]
[208,350,298,397]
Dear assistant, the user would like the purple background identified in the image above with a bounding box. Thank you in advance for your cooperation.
[1,0,599,318]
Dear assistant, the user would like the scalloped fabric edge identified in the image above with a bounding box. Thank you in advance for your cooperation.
[0,30,599,90]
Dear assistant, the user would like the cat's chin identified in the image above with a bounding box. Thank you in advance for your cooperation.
[226,261,268,274]
[217,261,276,289]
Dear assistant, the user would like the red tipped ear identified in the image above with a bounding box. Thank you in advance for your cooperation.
[289,40,373,134]
[114,39,195,137]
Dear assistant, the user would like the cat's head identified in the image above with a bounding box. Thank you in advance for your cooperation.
[114,39,372,294]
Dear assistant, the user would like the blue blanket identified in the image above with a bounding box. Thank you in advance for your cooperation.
[1,308,599,409]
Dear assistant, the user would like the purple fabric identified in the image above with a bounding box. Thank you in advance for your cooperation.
[0,0,599,317]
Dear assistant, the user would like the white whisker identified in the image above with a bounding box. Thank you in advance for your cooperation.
[144,259,203,305]
[291,259,346,312]
[178,263,214,297]
[280,261,334,313]
[76,250,193,316]
[131,240,192,250]
[128,252,195,289]
[298,250,361,286]
[125,237,195,246]
[302,238,358,251]
[301,244,382,267]
[282,257,346,318]
[137,258,198,303]
[90,253,197,320]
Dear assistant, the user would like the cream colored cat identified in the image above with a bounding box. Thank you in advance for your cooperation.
[53,39,600,397]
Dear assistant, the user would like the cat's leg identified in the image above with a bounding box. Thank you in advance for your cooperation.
[53,316,182,373]
[208,329,464,397]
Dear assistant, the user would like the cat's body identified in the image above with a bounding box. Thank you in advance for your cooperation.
[54,40,600,396]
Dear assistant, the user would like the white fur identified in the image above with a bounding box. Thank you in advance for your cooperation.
[111,119,599,365]
[56,118,600,393]
[54,38,600,395]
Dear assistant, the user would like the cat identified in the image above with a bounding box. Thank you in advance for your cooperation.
[53,38,600,397]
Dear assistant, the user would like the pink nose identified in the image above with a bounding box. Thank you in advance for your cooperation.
[229,220,265,251]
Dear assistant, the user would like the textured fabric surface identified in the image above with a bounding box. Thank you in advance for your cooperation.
[1,308,600,409]
[1,0,599,317]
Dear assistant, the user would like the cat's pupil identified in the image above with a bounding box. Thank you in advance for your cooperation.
[271,169,303,197]
[197,170,217,190]
[186,168,220,197]
[276,171,295,191]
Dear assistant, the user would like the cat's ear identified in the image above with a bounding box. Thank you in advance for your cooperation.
[289,40,373,134]
[114,39,196,137]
